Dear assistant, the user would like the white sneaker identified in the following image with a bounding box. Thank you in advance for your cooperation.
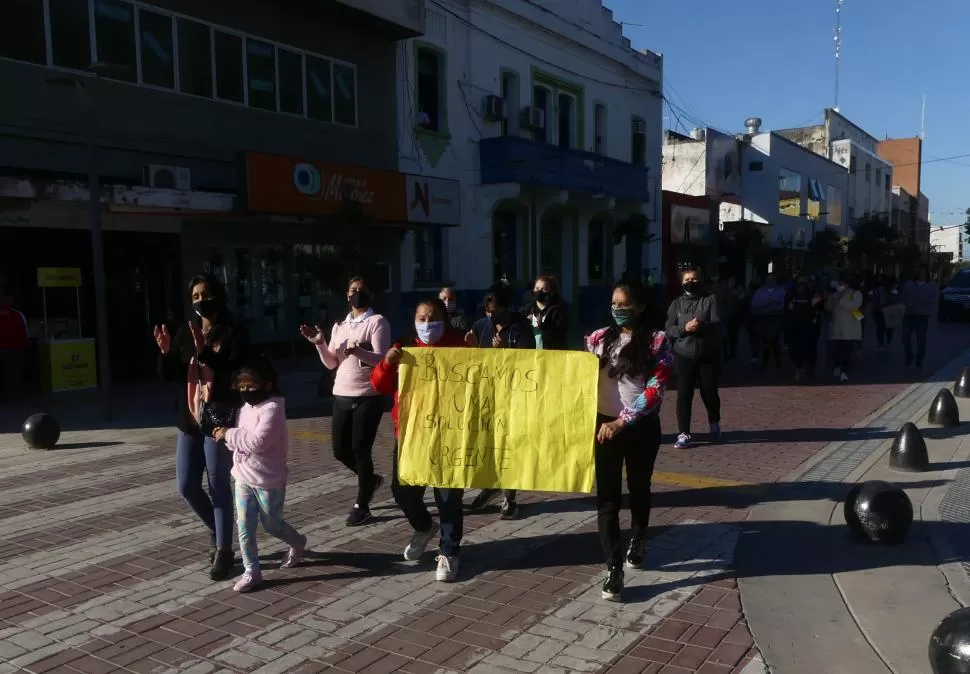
[404,522,439,562]
[840,372,849,383]
[435,554,459,582]
[833,367,841,378]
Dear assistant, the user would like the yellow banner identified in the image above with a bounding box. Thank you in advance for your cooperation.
[397,347,599,493]
[37,267,82,288]
[47,339,97,392]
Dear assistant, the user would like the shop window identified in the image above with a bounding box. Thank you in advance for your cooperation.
[631,116,646,166]
[779,167,801,216]
[416,47,444,132]
[0,0,46,65]
[246,38,276,111]
[333,63,357,126]
[414,229,443,284]
[278,48,304,115]
[493,210,518,283]
[50,0,91,70]
[214,30,244,103]
[94,0,136,81]
[557,92,575,149]
[826,185,843,227]
[533,85,551,143]
[501,70,519,136]
[177,19,212,97]
[594,103,606,154]
[588,219,606,281]
[306,55,332,123]
[138,9,174,89]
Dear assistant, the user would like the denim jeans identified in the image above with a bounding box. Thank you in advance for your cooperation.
[902,314,929,366]
[176,431,234,549]
[391,441,464,556]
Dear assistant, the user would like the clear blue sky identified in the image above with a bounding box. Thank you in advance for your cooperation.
[604,0,968,226]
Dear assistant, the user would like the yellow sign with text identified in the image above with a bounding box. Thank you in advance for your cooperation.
[37,267,82,288]
[47,339,97,392]
[397,347,599,493]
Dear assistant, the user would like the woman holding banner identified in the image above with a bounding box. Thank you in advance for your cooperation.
[585,280,672,602]
[371,297,467,582]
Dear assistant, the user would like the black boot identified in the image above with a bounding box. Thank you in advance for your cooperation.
[601,566,624,602]
[625,535,645,570]
[210,548,235,581]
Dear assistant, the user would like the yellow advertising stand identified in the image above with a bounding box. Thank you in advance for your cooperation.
[37,267,98,393]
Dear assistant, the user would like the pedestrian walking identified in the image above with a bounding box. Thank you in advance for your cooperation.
[749,274,786,369]
[300,276,390,527]
[787,275,824,380]
[585,280,672,602]
[825,272,864,382]
[900,266,935,370]
[665,267,721,449]
[154,273,250,581]
[212,356,307,593]
[371,297,467,582]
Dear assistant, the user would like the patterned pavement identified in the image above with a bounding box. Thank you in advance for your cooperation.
[0,322,967,674]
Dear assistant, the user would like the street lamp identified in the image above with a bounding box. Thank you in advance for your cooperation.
[48,62,130,421]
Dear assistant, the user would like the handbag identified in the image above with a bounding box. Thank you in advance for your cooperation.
[199,398,237,437]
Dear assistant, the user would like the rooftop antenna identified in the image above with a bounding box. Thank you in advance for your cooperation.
[920,94,926,139]
[833,0,843,112]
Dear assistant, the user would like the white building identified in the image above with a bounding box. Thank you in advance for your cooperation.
[930,225,963,261]
[395,0,663,325]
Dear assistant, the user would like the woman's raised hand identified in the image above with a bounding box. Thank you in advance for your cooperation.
[300,324,325,345]
[153,325,171,355]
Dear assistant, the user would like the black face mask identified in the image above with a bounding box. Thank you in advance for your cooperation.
[192,298,219,319]
[239,389,271,406]
[533,290,549,304]
[348,291,370,310]
[683,281,699,294]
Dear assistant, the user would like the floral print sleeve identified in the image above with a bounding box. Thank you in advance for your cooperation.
[619,331,672,426]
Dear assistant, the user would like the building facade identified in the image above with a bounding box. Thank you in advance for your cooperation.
[0,0,428,390]
[395,0,663,327]
[878,137,930,254]
[930,225,963,261]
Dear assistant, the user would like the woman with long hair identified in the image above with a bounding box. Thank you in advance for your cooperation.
[584,280,672,602]
[154,273,250,580]
[300,276,390,526]
[527,275,569,350]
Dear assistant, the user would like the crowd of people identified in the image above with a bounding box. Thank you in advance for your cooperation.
[151,263,937,602]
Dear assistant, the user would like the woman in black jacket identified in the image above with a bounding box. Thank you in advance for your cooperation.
[527,275,569,350]
[153,273,250,581]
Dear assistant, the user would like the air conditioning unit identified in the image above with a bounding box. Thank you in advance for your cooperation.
[520,106,545,131]
[144,164,191,191]
[483,94,506,121]
[632,119,646,135]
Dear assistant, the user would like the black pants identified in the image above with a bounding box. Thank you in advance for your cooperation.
[902,314,929,366]
[674,354,721,436]
[332,395,385,506]
[789,322,819,371]
[595,413,662,568]
[829,340,855,373]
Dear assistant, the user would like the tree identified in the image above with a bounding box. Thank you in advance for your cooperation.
[807,228,845,272]
[847,213,897,271]
[964,208,970,240]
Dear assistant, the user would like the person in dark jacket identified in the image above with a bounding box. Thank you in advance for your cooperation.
[527,275,569,350]
[786,274,824,381]
[439,285,471,333]
[154,273,250,581]
[665,267,721,449]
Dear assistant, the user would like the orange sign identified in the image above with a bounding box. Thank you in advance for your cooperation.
[245,153,408,220]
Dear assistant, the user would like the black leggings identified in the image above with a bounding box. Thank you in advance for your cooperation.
[674,354,721,436]
[595,413,662,568]
[332,395,385,506]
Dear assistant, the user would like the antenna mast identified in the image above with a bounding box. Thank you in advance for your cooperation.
[834,0,843,112]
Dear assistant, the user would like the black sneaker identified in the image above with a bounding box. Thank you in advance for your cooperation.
[625,535,645,569]
[499,499,518,520]
[208,532,217,564]
[372,474,384,497]
[209,548,235,581]
[346,504,372,527]
[469,489,501,512]
[602,567,624,602]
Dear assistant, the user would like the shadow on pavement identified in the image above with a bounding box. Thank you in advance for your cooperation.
[669,423,967,447]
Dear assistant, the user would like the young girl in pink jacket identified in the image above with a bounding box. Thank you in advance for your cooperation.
[213,356,307,592]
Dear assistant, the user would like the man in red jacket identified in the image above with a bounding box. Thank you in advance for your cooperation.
[0,289,29,401]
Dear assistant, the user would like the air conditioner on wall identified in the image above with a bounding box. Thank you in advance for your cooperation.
[520,106,545,131]
[143,164,192,191]
[483,94,506,121]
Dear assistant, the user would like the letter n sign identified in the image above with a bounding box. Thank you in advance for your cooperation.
[410,179,430,219]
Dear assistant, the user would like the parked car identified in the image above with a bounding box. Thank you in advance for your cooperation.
[939,270,970,321]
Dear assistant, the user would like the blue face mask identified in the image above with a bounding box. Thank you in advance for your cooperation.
[612,308,636,327]
[415,320,445,345]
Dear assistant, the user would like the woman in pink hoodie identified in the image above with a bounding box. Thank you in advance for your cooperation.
[213,356,307,593]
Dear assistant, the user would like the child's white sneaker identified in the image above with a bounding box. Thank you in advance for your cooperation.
[404,522,439,562]
[280,535,308,569]
[435,554,458,582]
[233,570,262,593]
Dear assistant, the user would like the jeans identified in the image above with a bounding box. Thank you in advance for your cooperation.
[902,314,929,366]
[674,354,721,436]
[332,395,385,506]
[595,413,662,568]
[873,309,893,347]
[176,431,234,549]
[234,482,303,573]
[391,441,465,556]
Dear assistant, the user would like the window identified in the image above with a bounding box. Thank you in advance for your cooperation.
[94,0,136,81]
[875,168,882,187]
[50,0,91,70]
[557,93,575,149]
[807,178,823,219]
[278,48,303,115]
[779,168,801,216]
[246,38,276,110]
[501,71,519,136]
[1,0,46,65]
[214,31,244,103]
[865,162,871,183]
[333,63,356,126]
[850,156,857,174]
[416,47,443,132]
[594,103,606,154]
[306,55,332,122]
[749,161,764,172]
[493,210,518,283]
[588,219,606,281]
[825,185,843,227]
[414,229,443,283]
[533,85,551,143]
[631,117,646,165]
[139,9,174,89]
[885,173,891,191]
[177,19,211,97]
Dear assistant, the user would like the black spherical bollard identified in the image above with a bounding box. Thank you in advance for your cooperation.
[889,422,930,472]
[21,413,60,450]
[954,367,970,399]
[929,388,961,427]
[843,480,913,544]
[929,607,970,673]
[843,483,866,540]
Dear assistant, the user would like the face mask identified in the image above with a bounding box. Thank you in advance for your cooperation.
[239,388,271,406]
[612,308,636,327]
[533,290,550,304]
[415,320,445,345]
[348,291,370,310]
[683,281,699,295]
[837,284,846,291]
[192,298,219,319]
[443,300,457,313]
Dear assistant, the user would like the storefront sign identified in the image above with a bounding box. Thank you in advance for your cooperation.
[45,339,97,392]
[244,153,460,226]
[37,267,82,288]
